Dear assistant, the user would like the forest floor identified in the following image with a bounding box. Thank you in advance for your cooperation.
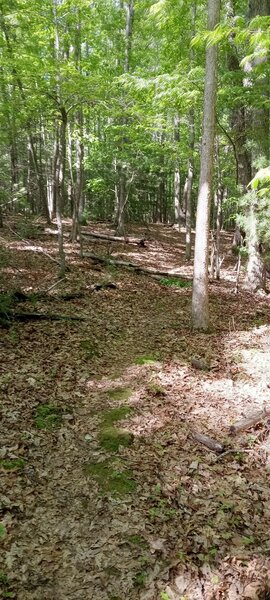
[1,218,270,600]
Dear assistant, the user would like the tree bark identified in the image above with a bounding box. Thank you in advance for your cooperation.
[114,1,134,235]
[192,0,220,330]
[185,2,196,260]
[245,0,270,290]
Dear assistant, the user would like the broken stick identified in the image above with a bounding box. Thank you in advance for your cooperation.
[192,431,225,453]
[229,408,270,435]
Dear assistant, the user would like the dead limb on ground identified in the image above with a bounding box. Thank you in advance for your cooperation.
[81,231,146,246]
[191,407,270,456]
[9,282,117,305]
[229,408,270,435]
[191,431,225,453]
[0,311,86,323]
[45,227,147,247]
[84,252,192,281]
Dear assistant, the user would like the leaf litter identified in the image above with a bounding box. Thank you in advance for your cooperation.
[1,221,270,599]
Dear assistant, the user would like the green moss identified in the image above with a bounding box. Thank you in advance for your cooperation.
[133,571,147,587]
[107,387,132,402]
[0,458,25,470]
[0,523,7,539]
[34,404,62,429]
[84,460,136,495]
[0,572,8,584]
[135,354,159,365]
[128,535,147,548]
[99,427,133,452]
[102,405,133,426]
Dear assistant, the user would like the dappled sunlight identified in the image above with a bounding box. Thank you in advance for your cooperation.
[2,221,270,599]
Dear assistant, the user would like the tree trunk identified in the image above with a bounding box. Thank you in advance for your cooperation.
[114,1,134,235]
[185,2,196,260]
[192,0,220,330]
[245,0,270,290]
[185,108,195,260]
[174,115,181,228]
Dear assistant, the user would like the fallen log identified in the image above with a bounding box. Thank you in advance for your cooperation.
[229,408,270,435]
[192,431,225,453]
[83,252,192,281]
[0,311,86,323]
[82,231,146,246]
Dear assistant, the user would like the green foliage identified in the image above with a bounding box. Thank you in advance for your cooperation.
[0,523,7,539]
[17,219,40,240]
[0,572,8,584]
[0,571,15,598]
[83,460,136,495]
[34,404,63,430]
[128,534,147,548]
[0,293,14,315]
[159,277,192,288]
[133,571,147,587]
[0,458,25,470]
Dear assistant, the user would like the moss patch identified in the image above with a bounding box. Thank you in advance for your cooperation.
[135,354,159,365]
[99,427,134,452]
[84,460,136,495]
[34,404,63,430]
[0,458,25,470]
[102,405,133,426]
[128,534,148,548]
[107,387,132,402]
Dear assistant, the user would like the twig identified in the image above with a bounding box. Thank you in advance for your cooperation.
[47,278,66,292]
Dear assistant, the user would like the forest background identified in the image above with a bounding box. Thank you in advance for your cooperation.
[0,0,270,302]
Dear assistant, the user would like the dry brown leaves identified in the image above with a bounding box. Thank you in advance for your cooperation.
[1,221,270,599]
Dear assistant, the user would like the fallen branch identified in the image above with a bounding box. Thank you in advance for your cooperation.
[90,282,117,291]
[47,278,66,292]
[82,231,146,246]
[192,431,225,453]
[229,408,270,435]
[83,252,192,281]
[1,311,86,323]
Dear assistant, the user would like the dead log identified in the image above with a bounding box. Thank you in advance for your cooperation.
[83,252,192,281]
[82,231,146,246]
[0,311,86,323]
[229,408,270,435]
[192,431,225,453]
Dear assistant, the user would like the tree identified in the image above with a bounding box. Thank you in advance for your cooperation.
[192,0,220,330]
[244,0,270,290]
